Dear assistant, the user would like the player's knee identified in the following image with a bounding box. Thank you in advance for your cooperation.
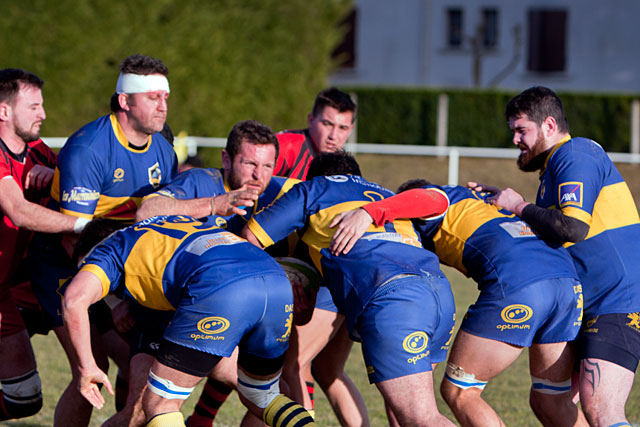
[236,370,282,409]
[146,370,195,401]
[441,363,487,404]
[0,370,43,420]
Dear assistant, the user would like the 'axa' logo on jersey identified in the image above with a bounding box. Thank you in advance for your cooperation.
[197,316,230,335]
[113,168,125,182]
[558,182,583,207]
[500,304,533,324]
[148,162,162,188]
[402,331,429,354]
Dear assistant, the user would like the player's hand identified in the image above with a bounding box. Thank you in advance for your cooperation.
[329,208,373,255]
[467,181,501,195]
[25,165,54,190]
[487,187,529,215]
[211,184,259,216]
[78,365,113,409]
[111,300,134,335]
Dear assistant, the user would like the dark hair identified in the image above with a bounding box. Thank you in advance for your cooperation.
[73,218,127,263]
[306,151,361,179]
[397,178,432,193]
[225,119,279,161]
[311,87,356,122]
[110,54,169,112]
[0,68,44,105]
[182,155,203,168]
[505,86,570,133]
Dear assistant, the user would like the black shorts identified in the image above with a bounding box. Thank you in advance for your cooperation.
[578,312,640,372]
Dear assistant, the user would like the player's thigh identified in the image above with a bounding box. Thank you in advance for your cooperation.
[579,358,635,410]
[313,320,352,373]
[295,308,343,365]
[376,371,439,419]
[529,341,575,381]
[447,329,523,381]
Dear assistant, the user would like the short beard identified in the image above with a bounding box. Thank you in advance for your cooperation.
[15,127,40,143]
[517,132,548,172]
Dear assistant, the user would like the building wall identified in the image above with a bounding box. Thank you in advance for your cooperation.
[331,0,640,93]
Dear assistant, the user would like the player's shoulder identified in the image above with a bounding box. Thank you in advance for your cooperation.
[63,114,112,152]
[276,129,307,147]
[551,137,607,167]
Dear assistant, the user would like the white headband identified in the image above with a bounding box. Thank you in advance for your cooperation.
[115,73,170,94]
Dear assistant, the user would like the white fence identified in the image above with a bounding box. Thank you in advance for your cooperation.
[41,136,640,187]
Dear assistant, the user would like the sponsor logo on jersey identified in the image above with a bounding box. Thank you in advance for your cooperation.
[148,162,162,188]
[627,312,640,333]
[185,232,244,255]
[500,304,533,323]
[497,304,533,331]
[558,182,583,207]
[278,314,293,342]
[197,316,229,335]
[403,331,429,354]
[499,221,537,238]
[113,168,125,182]
[61,187,100,206]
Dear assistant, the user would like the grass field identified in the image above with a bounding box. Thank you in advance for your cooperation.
[6,154,640,426]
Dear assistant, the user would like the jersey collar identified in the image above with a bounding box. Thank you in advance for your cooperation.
[110,113,152,153]
[540,134,572,175]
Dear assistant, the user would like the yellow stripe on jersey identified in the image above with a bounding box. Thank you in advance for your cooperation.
[81,264,112,298]
[248,219,276,248]
[434,199,515,274]
[50,168,61,202]
[93,194,143,221]
[110,114,152,153]
[560,206,592,227]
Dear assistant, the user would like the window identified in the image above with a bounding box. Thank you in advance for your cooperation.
[447,8,463,47]
[482,8,498,48]
[332,8,357,68]
[527,9,567,72]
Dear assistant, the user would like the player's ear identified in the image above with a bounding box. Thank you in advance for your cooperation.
[221,149,231,170]
[118,93,131,111]
[0,101,10,121]
[542,116,557,136]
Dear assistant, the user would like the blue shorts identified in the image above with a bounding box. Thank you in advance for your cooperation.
[164,273,292,360]
[315,286,338,313]
[28,235,76,328]
[462,277,582,346]
[357,275,456,384]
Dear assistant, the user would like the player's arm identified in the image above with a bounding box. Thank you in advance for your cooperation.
[62,270,113,409]
[0,176,88,233]
[330,188,449,255]
[136,185,259,222]
[239,226,265,249]
[488,187,589,243]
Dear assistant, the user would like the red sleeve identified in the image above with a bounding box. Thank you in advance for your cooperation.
[274,132,306,177]
[362,188,449,226]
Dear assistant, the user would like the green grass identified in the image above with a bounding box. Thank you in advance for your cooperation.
[7,155,640,425]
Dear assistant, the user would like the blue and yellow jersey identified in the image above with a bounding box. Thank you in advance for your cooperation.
[413,185,578,299]
[143,167,299,233]
[50,114,178,222]
[80,215,284,311]
[537,136,640,315]
[246,175,444,329]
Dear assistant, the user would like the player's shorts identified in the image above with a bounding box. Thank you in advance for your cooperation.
[578,312,640,372]
[10,281,51,336]
[129,304,174,357]
[357,274,455,384]
[163,273,292,362]
[0,283,27,337]
[28,235,75,328]
[315,286,338,313]
[462,277,582,347]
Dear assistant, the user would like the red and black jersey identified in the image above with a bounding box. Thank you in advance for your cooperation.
[274,129,317,180]
[0,138,56,287]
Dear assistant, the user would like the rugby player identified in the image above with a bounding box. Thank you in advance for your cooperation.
[62,215,315,427]
[481,86,640,426]
[330,179,587,425]
[28,54,178,426]
[0,68,90,422]
[241,152,456,426]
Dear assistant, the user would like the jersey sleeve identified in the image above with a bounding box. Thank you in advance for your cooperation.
[548,149,602,226]
[57,144,105,218]
[147,168,224,201]
[246,182,309,247]
[362,188,449,226]
[80,234,126,298]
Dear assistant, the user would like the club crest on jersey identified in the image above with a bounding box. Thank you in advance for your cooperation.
[148,162,162,188]
[558,182,583,207]
[325,175,349,183]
